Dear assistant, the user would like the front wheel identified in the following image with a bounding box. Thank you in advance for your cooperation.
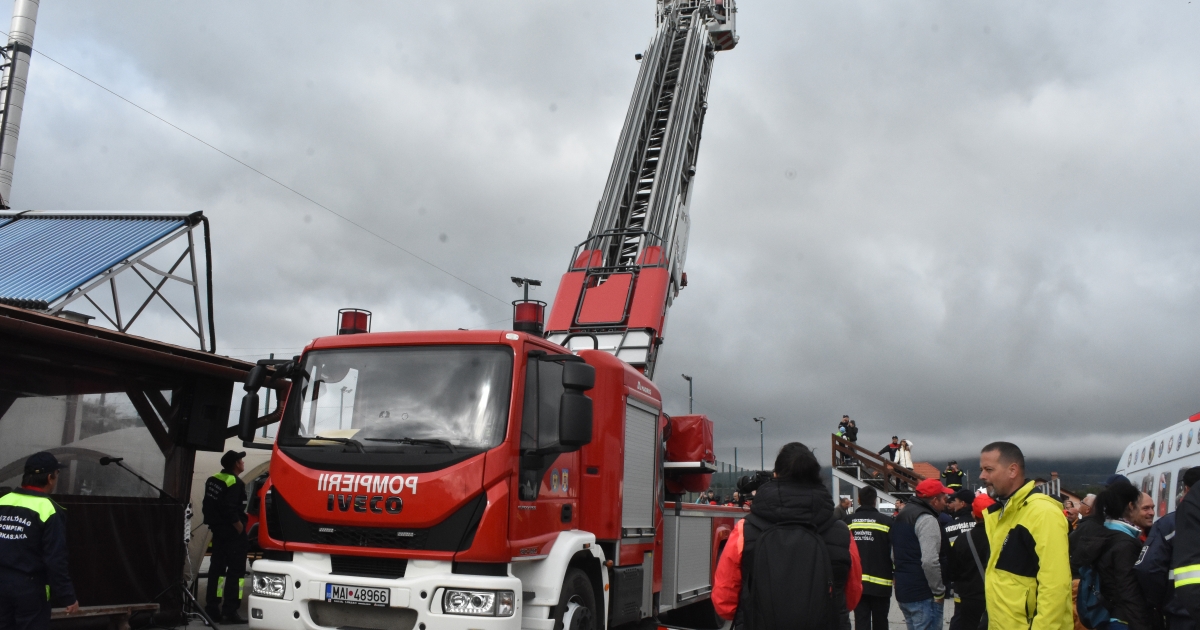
[551,567,597,630]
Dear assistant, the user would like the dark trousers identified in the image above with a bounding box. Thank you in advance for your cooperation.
[948,597,986,630]
[0,574,50,630]
[205,527,248,615]
[854,593,890,630]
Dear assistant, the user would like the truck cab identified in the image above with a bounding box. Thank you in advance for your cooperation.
[241,329,703,630]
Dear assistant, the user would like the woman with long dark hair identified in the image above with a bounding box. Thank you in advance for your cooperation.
[712,442,861,630]
[1070,481,1153,630]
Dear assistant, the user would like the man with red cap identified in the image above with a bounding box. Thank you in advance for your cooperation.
[892,478,955,630]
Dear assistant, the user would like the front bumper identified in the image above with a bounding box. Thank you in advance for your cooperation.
[247,554,523,630]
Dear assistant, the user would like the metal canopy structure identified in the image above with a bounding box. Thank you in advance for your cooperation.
[0,210,215,351]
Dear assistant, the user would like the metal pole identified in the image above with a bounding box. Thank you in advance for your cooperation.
[681,374,693,414]
[753,417,765,471]
[734,447,737,471]
[0,0,38,207]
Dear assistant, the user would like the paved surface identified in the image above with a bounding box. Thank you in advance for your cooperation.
[183,595,958,630]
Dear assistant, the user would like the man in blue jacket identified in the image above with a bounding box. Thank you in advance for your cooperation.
[1140,466,1199,629]
[0,452,80,630]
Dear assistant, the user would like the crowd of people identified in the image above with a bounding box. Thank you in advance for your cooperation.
[711,440,1200,630]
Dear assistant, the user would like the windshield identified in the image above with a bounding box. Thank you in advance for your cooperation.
[282,345,513,450]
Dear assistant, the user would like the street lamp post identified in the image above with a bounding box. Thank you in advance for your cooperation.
[681,374,693,414]
[753,417,766,471]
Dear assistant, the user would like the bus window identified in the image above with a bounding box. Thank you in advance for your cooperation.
[1158,472,1171,517]
[1141,475,1154,496]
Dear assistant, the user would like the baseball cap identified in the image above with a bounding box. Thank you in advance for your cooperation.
[24,452,67,475]
[952,488,974,504]
[915,478,954,498]
[1103,473,1130,487]
[220,450,247,470]
[972,493,996,519]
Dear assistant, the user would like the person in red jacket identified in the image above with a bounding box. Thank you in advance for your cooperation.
[712,443,862,628]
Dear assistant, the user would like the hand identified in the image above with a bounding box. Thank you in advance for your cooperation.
[64,602,80,615]
[234,522,244,534]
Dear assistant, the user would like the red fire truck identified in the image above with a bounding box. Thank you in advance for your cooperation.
[240,3,740,629]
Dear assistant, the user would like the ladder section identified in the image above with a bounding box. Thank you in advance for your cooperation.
[546,1,735,378]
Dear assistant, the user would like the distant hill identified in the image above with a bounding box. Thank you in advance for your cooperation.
[930,456,1119,495]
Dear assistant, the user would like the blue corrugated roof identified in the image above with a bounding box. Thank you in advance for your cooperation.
[0,214,189,309]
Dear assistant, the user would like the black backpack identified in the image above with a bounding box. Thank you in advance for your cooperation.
[739,515,836,630]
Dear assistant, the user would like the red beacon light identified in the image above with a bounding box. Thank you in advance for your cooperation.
[510,276,545,335]
[337,308,371,335]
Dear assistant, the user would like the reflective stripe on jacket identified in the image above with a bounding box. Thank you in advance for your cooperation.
[983,480,1073,630]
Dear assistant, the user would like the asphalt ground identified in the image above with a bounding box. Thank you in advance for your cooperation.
[182,593,952,630]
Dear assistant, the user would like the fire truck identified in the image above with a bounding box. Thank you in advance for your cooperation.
[239,2,740,629]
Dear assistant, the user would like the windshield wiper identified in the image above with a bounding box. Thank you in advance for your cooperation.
[364,437,457,453]
[293,435,365,453]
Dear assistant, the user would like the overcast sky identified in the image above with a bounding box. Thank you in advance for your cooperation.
[12,1,1200,465]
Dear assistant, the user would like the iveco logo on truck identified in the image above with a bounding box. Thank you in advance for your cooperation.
[318,474,418,514]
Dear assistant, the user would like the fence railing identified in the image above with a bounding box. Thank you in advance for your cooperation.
[831,434,925,493]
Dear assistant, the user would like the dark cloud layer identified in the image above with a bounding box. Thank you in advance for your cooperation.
[11,1,1200,464]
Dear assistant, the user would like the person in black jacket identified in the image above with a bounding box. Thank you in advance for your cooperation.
[712,442,855,630]
[848,486,893,630]
[1173,468,1200,627]
[948,493,993,630]
[941,462,966,491]
[1135,466,1198,630]
[1071,481,1154,630]
[0,452,80,630]
[203,450,249,623]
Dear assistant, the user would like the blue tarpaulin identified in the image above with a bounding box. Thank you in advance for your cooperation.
[0,213,189,310]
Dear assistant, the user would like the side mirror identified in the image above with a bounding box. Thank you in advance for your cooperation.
[558,390,592,448]
[562,361,595,391]
[238,391,261,443]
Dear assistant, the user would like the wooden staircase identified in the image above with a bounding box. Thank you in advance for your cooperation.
[830,434,925,504]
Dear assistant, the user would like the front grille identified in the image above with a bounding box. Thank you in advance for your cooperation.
[308,601,416,630]
[310,524,430,550]
[331,555,408,579]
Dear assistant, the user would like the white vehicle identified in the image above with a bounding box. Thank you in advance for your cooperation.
[1114,414,1200,521]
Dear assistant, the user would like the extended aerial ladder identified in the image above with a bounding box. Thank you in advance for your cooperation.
[544,0,737,378]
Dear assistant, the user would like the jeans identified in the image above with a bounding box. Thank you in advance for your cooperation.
[854,593,890,630]
[898,598,944,630]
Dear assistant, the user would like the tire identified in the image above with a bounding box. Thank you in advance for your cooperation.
[551,567,597,630]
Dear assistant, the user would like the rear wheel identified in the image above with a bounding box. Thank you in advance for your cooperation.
[552,567,597,630]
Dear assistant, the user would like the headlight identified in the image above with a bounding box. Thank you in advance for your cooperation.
[252,572,287,599]
[442,589,515,617]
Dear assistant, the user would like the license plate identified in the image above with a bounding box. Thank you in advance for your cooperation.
[324,583,390,607]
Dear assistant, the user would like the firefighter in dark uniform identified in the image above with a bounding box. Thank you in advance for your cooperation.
[1173,466,1200,625]
[203,450,249,623]
[847,486,895,630]
[941,461,966,490]
[0,452,80,630]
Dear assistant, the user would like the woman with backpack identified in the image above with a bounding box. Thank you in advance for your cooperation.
[1069,481,1154,630]
[712,442,862,630]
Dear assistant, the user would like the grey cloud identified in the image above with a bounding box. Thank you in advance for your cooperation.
[9,1,1200,464]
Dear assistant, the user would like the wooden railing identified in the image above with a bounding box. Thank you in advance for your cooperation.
[831,434,924,493]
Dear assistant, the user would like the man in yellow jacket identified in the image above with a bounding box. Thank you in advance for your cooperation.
[979,441,1073,630]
